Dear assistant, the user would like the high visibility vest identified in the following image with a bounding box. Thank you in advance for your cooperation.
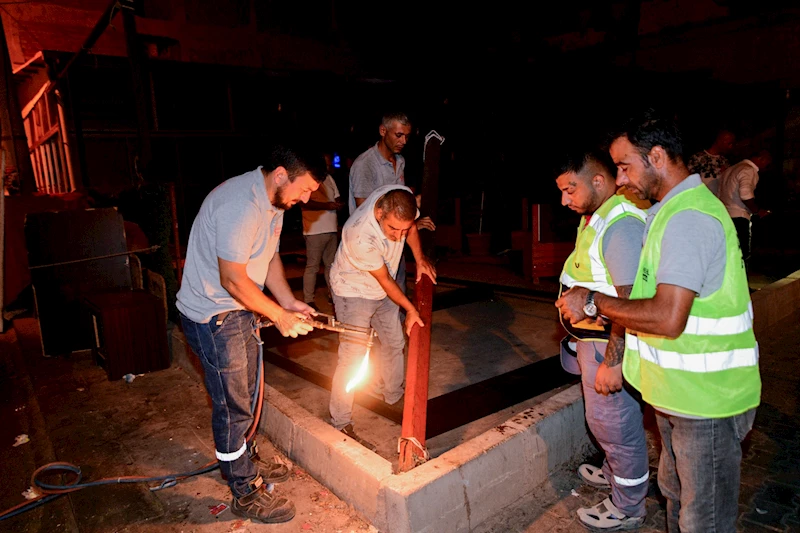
[559,195,645,341]
[622,183,761,418]
[560,195,646,296]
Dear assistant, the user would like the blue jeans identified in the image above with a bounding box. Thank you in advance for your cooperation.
[578,340,648,517]
[329,293,405,429]
[656,408,756,533]
[180,310,260,498]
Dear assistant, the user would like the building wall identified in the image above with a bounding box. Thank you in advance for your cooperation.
[1,0,357,74]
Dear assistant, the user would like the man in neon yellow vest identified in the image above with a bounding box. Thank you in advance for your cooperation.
[556,148,649,532]
[557,110,760,533]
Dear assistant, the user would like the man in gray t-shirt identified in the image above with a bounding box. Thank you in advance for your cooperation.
[176,146,326,524]
[348,112,435,320]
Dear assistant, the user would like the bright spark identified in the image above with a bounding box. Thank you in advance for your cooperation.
[345,348,371,393]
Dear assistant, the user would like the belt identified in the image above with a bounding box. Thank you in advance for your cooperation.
[214,310,257,326]
[215,311,233,325]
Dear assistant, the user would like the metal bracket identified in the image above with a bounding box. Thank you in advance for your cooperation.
[423,130,445,161]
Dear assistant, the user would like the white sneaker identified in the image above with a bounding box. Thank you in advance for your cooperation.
[577,497,645,532]
[578,463,611,488]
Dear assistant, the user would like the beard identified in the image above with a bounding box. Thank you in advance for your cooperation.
[272,183,293,210]
[575,188,600,215]
[636,167,660,201]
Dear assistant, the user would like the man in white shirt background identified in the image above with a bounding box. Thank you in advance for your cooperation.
[328,184,436,450]
[717,150,772,263]
[301,154,343,311]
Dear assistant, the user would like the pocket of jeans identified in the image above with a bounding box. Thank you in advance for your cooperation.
[210,313,231,338]
[733,408,756,442]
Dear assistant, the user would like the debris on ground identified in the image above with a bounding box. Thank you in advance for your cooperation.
[570,489,579,497]
[13,434,30,447]
[229,519,248,531]
[21,487,39,500]
[208,503,229,516]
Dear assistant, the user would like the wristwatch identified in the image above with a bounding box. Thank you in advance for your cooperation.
[583,291,598,318]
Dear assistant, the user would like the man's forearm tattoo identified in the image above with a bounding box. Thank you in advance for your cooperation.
[604,285,633,367]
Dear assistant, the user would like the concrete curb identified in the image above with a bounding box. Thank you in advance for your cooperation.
[263,382,590,533]
[171,327,591,532]
[752,268,800,336]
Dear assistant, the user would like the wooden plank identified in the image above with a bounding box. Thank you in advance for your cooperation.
[398,273,434,472]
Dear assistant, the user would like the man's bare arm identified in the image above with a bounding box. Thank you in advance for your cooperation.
[219,257,312,337]
[595,283,695,338]
[368,264,424,335]
[557,283,696,339]
[604,285,631,367]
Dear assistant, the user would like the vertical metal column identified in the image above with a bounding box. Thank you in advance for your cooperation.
[398,273,434,472]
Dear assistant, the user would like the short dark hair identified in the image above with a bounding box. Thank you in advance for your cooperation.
[610,108,685,164]
[266,145,327,183]
[555,147,616,180]
[376,189,417,221]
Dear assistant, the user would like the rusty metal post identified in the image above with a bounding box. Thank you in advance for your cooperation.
[398,273,434,472]
[167,182,182,285]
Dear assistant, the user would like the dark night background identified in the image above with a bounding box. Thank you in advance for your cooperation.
[3,0,799,258]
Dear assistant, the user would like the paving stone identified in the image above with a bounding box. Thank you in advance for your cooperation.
[743,500,794,530]
[757,483,800,508]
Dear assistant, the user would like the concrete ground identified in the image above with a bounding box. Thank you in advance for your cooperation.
[0,317,376,533]
[2,254,799,532]
[474,307,800,533]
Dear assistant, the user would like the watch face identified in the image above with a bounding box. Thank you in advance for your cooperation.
[584,303,598,317]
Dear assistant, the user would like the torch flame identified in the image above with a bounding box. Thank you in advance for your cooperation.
[345,348,371,393]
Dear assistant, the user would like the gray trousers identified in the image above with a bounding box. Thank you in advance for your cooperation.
[303,232,338,303]
[329,293,405,429]
[578,340,649,517]
[657,409,756,533]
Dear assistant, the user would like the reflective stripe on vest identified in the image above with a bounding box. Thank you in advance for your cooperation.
[626,333,758,372]
[559,272,618,296]
[559,195,646,297]
[683,302,753,336]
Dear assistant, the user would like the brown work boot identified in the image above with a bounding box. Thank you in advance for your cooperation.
[340,423,378,452]
[231,477,295,524]
[247,440,290,483]
[253,457,290,484]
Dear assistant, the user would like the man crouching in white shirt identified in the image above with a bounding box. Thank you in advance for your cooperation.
[328,184,437,450]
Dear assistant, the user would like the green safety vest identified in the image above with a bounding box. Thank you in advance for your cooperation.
[560,195,646,296]
[559,195,645,341]
[622,182,761,418]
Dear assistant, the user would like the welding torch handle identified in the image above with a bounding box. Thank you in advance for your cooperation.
[256,316,374,338]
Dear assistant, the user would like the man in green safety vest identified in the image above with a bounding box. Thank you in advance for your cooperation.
[557,109,760,533]
[555,148,650,532]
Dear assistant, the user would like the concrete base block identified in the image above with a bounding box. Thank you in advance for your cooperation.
[171,324,592,532]
[261,382,589,533]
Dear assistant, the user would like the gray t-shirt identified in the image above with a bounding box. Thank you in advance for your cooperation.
[602,215,645,287]
[645,174,726,297]
[176,167,283,323]
[348,144,405,214]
